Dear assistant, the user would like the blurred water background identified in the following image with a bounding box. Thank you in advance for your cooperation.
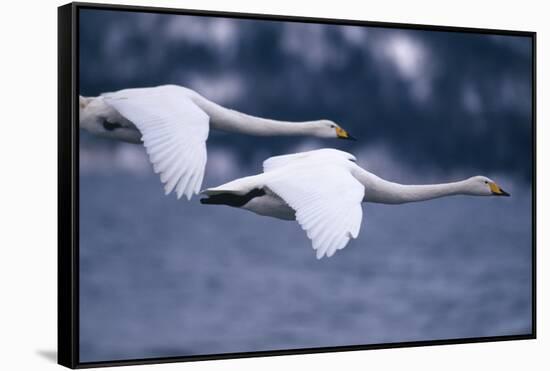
[78,8,533,362]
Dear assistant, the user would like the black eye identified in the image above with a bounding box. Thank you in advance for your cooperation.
[484,181,488,184]
[330,124,336,128]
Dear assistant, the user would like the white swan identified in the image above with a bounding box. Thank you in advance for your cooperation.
[79,85,355,200]
[200,148,510,259]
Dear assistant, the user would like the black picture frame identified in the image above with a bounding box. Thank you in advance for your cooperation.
[58,2,537,368]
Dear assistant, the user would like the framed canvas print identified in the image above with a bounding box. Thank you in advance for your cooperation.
[58,2,536,368]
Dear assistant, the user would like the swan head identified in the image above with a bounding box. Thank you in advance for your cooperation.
[313,120,356,140]
[465,176,510,196]
[79,96,112,135]
[79,96,141,142]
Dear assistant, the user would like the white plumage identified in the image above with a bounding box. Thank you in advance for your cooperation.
[201,149,510,259]
[79,85,354,200]
[103,88,209,200]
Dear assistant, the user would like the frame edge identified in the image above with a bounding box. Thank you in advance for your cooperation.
[64,3,537,368]
[58,2,78,369]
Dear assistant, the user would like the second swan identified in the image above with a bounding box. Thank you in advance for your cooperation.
[200,148,510,259]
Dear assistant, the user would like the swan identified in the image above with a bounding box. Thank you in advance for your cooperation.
[79,84,355,200]
[200,148,510,259]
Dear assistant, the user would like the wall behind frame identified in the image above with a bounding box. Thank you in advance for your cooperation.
[0,0,546,371]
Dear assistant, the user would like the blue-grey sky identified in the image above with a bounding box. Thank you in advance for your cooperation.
[79,8,533,184]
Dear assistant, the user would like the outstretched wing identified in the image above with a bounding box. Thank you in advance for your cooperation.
[266,163,364,259]
[263,148,356,172]
[103,86,209,200]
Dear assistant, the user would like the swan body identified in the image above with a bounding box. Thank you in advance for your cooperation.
[201,149,510,259]
[79,85,354,200]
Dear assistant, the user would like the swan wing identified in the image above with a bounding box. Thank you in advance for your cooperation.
[263,148,356,172]
[266,164,364,259]
[103,86,209,200]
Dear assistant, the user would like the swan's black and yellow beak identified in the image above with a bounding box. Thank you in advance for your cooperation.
[336,127,356,141]
[489,182,510,196]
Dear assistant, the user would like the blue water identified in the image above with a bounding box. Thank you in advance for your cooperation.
[79,173,532,362]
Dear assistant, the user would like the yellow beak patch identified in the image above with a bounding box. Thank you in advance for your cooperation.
[336,127,349,139]
[489,182,504,195]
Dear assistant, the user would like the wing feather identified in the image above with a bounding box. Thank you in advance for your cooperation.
[266,164,364,259]
[103,85,209,200]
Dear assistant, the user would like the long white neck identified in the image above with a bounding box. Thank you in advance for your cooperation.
[190,93,326,136]
[352,166,471,204]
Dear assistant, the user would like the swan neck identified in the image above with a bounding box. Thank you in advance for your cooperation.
[190,93,321,136]
[353,167,468,204]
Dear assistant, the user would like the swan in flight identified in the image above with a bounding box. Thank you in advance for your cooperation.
[200,149,510,259]
[79,85,355,200]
